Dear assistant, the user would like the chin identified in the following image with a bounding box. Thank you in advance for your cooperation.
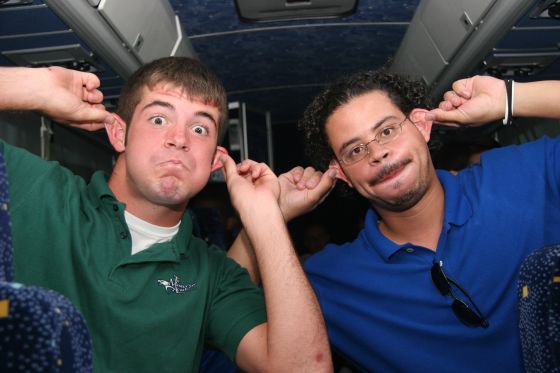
[370,181,427,212]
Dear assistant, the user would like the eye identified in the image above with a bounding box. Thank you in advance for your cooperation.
[192,124,209,136]
[347,145,366,159]
[150,115,167,126]
[379,126,395,138]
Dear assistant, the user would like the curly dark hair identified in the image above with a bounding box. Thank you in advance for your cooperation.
[298,69,432,171]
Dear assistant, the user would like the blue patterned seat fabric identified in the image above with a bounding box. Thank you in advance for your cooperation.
[518,244,560,373]
[0,283,92,372]
[0,150,93,372]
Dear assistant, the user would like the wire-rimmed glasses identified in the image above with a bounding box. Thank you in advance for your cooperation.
[338,116,408,165]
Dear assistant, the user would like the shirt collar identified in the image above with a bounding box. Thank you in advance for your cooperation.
[87,170,115,208]
[87,170,193,260]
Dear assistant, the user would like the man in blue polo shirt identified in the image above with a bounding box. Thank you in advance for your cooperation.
[0,59,332,372]
[234,72,560,371]
[298,72,560,371]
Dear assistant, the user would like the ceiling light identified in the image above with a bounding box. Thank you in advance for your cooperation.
[234,0,357,22]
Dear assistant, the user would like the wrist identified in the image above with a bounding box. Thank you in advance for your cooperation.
[279,205,295,222]
[502,79,514,126]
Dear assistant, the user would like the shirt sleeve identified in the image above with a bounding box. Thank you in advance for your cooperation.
[1,139,79,214]
[204,246,267,362]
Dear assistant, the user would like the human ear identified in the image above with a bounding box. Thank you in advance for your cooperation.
[105,114,127,152]
[329,159,354,188]
[409,108,434,142]
[211,146,228,172]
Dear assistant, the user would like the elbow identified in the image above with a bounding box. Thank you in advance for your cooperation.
[263,351,334,373]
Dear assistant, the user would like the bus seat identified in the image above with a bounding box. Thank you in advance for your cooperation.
[518,244,560,373]
[0,150,93,372]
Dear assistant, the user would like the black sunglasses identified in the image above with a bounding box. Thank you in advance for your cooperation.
[431,261,489,328]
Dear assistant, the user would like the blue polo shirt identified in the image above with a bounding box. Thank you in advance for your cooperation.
[305,136,560,372]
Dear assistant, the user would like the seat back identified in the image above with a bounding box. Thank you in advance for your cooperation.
[518,244,560,373]
[0,149,93,372]
[0,283,93,372]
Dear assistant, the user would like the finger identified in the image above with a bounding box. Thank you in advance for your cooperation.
[84,88,104,104]
[441,92,465,109]
[237,159,256,174]
[438,100,453,111]
[81,71,101,91]
[299,167,322,189]
[305,171,323,189]
[451,78,472,99]
[289,166,304,183]
[92,103,107,112]
[250,162,267,179]
[442,91,456,102]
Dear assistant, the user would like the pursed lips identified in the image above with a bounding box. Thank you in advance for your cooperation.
[370,158,411,185]
[158,159,188,171]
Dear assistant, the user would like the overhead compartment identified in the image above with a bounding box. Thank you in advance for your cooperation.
[43,0,197,79]
[390,0,534,99]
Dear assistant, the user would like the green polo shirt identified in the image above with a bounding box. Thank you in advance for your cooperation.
[2,140,266,372]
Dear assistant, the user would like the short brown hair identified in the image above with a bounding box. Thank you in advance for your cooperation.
[117,57,228,142]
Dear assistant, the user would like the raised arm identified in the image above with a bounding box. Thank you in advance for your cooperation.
[427,75,560,125]
[221,155,332,373]
[227,165,336,284]
[0,66,113,129]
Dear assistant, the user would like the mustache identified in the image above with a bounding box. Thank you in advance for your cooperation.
[370,158,412,185]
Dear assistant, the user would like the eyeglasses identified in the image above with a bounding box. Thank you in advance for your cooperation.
[431,261,489,328]
[338,116,408,165]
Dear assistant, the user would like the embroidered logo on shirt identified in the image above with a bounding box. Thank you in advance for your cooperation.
[157,275,197,294]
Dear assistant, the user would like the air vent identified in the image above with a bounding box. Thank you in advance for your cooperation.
[2,44,103,73]
[530,0,560,19]
[235,0,357,22]
[482,51,560,78]
[0,0,33,7]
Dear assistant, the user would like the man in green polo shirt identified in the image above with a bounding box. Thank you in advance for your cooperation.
[0,58,333,372]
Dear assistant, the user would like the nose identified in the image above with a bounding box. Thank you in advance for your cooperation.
[366,141,389,164]
[165,124,190,151]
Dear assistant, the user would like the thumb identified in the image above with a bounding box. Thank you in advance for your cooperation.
[72,107,114,126]
[317,169,337,193]
[220,153,238,181]
[310,169,337,204]
[425,108,463,127]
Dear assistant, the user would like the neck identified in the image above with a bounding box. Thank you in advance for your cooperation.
[376,178,444,251]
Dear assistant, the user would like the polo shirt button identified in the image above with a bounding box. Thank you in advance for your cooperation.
[120,231,128,239]
[405,247,415,253]
[113,205,119,211]
[1,203,8,211]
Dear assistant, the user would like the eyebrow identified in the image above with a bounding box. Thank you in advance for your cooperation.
[141,100,218,128]
[337,115,399,154]
[142,100,175,112]
[194,111,218,128]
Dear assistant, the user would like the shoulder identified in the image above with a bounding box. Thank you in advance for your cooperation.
[188,237,256,285]
[304,236,364,274]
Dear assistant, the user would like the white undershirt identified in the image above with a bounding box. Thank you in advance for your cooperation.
[124,211,180,255]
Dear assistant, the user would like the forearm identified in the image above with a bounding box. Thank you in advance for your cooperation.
[0,67,43,111]
[227,229,261,284]
[514,80,560,119]
[239,201,331,372]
